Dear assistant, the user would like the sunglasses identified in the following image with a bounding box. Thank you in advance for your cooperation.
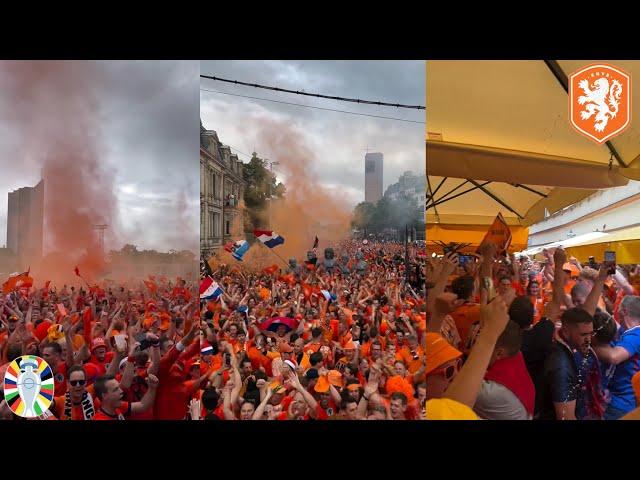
[69,380,86,386]
[431,358,462,381]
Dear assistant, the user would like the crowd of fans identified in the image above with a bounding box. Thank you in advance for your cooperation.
[193,240,427,420]
[1,277,200,420]
[425,243,640,420]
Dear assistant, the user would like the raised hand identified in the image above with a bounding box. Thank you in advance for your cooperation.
[479,294,510,341]
[553,247,567,268]
[146,373,159,389]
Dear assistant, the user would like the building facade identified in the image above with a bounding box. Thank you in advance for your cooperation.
[526,180,640,249]
[7,180,44,266]
[200,122,246,260]
[384,170,426,210]
[365,152,383,204]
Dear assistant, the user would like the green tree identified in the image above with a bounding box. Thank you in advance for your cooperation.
[352,194,424,235]
[351,202,376,230]
[242,153,285,235]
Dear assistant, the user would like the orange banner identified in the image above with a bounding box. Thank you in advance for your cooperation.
[476,213,512,256]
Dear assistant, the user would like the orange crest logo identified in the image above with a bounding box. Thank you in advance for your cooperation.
[569,64,631,144]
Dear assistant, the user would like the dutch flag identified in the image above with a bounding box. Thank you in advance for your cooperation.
[200,277,223,300]
[254,229,285,248]
[321,290,337,303]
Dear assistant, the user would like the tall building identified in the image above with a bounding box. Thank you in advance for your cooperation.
[200,121,246,260]
[6,180,44,265]
[365,152,383,204]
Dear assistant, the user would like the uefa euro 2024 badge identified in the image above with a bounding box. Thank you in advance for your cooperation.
[3,355,54,418]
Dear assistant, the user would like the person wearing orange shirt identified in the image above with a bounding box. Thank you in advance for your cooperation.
[449,275,481,355]
[398,334,425,375]
[52,365,95,420]
[92,373,158,420]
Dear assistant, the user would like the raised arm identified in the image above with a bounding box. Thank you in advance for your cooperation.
[130,373,159,414]
[552,248,568,307]
[287,370,319,416]
[582,265,607,317]
[442,295,510,409]
[252,388,273,420]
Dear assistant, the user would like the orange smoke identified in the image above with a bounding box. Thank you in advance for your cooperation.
[1,61,119,286]
[207,116,351,272]
[254,116,351,259]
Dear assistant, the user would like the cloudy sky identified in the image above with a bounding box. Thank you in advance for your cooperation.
[200,61,425,207]
[0,61,199,253]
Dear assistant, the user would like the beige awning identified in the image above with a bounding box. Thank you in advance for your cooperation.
[426,60,640,228]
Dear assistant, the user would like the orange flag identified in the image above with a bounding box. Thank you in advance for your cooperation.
[2,271,33,294]
[143,279,158,294]
[477,213,512,257]
[263,264,279,275]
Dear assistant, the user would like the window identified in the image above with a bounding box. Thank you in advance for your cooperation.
[213,213,221,237]
[226,220,230,235]
[200,208,205,240]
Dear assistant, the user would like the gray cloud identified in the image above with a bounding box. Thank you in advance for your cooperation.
[0,61,199,252]
[200,60,424,207]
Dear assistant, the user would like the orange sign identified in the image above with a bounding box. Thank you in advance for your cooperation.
[569,64,631,144]
[477,213,512,256]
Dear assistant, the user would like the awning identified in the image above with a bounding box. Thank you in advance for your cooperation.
[518,231,610,257]
[426,60,640,229]
[563,225,640,264]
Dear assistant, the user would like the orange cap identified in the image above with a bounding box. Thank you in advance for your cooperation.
[314,375,331,393]
[426,333,462,376]
[562,263,580,277]
[327,370,344,387]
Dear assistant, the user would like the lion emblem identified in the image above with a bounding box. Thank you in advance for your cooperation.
[577,77,623,132]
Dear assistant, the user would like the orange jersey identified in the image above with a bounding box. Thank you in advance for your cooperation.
[450,303,481,351]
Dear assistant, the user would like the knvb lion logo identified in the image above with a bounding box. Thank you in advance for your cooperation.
[3,355,54,418]
[569,64,631,144]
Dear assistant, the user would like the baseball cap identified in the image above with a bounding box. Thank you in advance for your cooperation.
[91,337,107,352]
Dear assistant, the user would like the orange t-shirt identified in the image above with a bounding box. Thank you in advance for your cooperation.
[450,303,481,351]
[92,401,132,420]
[530,296,545,325]
[398,346,425,374]
[53,391,95,420]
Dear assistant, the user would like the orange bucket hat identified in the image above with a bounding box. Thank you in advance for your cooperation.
[314,375,331,393]
[327,370,344,388]
[426,333,462,376]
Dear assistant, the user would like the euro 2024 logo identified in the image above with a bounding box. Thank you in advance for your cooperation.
[3,355,54,418]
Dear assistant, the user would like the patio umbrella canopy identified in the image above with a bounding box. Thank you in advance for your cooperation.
[426,60,640,251]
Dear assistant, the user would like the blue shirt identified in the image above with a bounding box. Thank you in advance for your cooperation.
[608,325,640,413]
